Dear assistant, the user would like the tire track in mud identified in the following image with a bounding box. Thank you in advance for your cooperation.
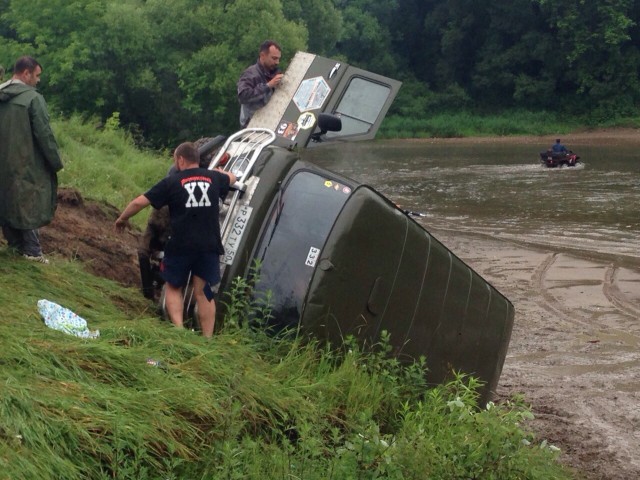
[518,248,640,480]
[530,252,589,328]
[425,228,640,479]
[532,252,640,332]
[603,266,640,320]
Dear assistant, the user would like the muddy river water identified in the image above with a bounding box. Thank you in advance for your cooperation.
[303,131,639,479]
[306,136,638,260]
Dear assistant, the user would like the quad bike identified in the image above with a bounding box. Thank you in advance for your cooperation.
[539,149,580,168]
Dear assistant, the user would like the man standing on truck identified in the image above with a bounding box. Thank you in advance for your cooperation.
[237,40,284,128]
[115,142,236,338]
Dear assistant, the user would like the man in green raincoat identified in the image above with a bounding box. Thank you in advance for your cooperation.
[0,56,63,264]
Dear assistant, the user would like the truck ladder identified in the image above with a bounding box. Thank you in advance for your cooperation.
[207,128,276,259]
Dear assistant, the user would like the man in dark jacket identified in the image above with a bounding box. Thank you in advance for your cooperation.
[237,40,284,128]
[0,56,63,264]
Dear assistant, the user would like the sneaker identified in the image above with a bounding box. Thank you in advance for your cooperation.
[23,254,50,265]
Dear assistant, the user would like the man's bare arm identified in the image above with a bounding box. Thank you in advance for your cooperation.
[115,195,151,232]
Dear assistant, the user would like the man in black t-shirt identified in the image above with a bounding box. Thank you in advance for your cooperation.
[115,142,236,337]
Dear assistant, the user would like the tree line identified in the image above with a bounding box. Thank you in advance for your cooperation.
[1,0,638,146]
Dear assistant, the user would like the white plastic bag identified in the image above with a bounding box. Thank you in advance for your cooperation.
[37,299,100,339]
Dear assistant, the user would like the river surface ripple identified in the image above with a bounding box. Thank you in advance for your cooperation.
[304,139,640,266]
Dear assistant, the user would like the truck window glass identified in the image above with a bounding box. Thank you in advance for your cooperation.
[329,77,392,137]
[253,171,351,330]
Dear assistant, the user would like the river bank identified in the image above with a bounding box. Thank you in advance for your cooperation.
[417,125,640,480]
[402,127,640,145]
[430,227,639,480]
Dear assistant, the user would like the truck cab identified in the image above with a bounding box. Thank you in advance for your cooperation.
[161,52,514,403]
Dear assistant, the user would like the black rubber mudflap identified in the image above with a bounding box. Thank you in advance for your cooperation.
[138,253,155,299]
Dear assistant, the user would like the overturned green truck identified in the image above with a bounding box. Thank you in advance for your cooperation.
[149,52,515,403]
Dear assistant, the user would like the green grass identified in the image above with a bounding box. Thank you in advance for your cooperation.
[54,115,171,229]
[0,117,576,479]
[0,251,573,479]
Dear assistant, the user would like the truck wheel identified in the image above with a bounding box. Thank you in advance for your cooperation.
[195,135,227,168]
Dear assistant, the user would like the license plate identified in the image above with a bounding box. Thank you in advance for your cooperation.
[222,205,252,265]
[305,246,320,267]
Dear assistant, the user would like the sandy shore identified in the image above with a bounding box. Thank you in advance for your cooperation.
[431,228,640,480]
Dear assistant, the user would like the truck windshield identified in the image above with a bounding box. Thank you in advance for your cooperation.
[253,170,352,331]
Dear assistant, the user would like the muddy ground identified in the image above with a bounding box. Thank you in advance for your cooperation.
[40,188,141,288]
[23,128,639,479]
[433,229,640,480]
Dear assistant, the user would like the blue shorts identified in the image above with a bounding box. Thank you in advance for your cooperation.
[160,252,221,289]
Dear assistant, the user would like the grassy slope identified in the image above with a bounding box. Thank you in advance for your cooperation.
[55,116,170,228]
[0,117,574,479]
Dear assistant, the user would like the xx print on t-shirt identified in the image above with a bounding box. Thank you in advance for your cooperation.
[182,175,213,208]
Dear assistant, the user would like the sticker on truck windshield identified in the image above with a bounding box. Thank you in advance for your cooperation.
[323,180,351,195]
[222,205,253,266]
[305,246,320,267]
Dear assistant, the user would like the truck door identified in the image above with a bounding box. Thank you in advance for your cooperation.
[248,52,401,148]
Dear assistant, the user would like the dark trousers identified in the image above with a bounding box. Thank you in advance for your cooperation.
[2,225,43,256]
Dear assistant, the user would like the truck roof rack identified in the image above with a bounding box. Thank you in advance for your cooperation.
[208,128,276,183]
[207,128,277,273]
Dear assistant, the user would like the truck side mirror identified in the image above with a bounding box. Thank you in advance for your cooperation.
[317,113,342,134]
[311,113,342,143]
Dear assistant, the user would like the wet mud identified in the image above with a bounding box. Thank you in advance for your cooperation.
[433,228,640,480]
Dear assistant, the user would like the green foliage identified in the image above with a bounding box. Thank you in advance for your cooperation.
[1,0,638,142]
[219,260,274,333]
[391,78,472,119]
[381,109,585,139]
[104,111,121,131]
[0,0,308,146]
[0,246,572,478]
[330,0,399,75]
[535,0,640,116]
[282,0,343,54]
